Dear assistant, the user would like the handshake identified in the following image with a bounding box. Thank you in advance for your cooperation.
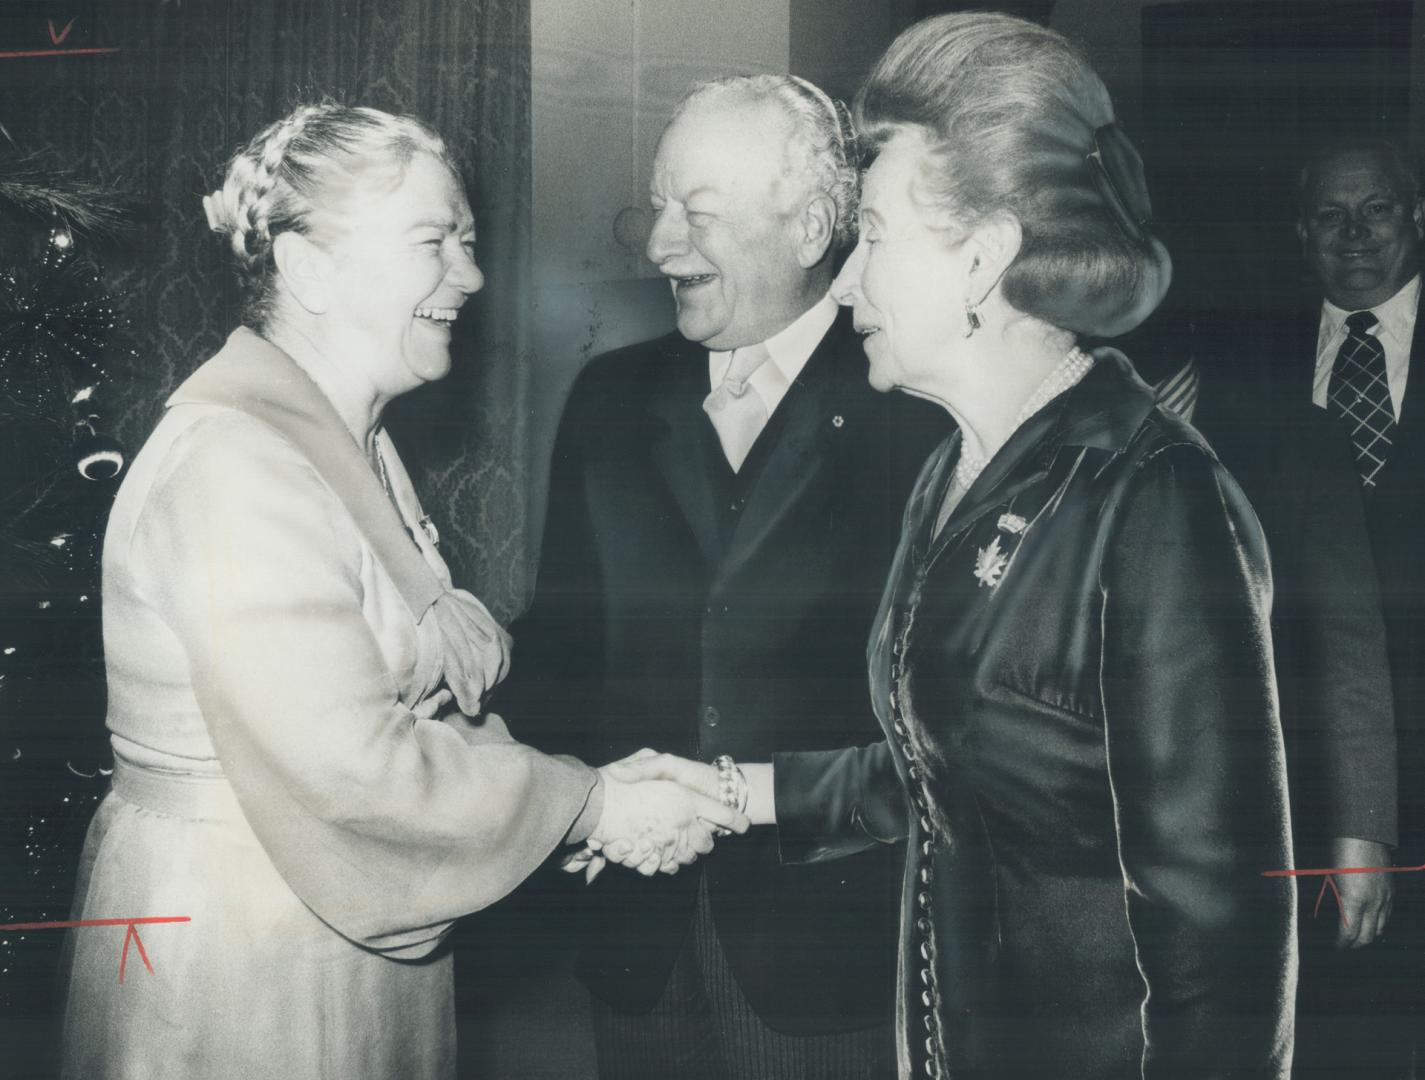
[563,750,750,883]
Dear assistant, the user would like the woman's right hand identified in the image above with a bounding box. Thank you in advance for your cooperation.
[601,748,722,801]
[576,761,747,881]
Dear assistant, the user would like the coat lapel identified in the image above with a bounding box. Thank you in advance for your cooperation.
[922,350,1155,569]
[1392,287,1425,435]
[646,336,728,568]
[165,328,446,620]
[710,314,859,595]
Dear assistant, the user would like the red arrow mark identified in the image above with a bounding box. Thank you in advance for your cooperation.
[1263,862,1425,927]
[1,916,189,982]
[47,18,75,46]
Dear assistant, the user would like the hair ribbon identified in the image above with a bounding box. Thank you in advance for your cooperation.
[1085,123,1153,244]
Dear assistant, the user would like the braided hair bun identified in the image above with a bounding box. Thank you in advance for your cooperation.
[203,103,453,327]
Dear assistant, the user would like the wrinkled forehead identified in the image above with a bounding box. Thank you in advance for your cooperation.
[652,97,793,198]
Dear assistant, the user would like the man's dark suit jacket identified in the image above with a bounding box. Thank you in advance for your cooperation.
[494,309,946,1035]
[1187,359,1397,854]
[1252,297,1425,858]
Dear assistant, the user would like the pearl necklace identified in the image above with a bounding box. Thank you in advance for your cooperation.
[950,346,1094,494]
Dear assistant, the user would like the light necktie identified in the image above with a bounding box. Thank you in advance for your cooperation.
[704,343,770,472]
[1327,310,1395,488]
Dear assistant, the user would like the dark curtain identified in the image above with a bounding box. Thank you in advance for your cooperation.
[0,0,533,614]
[1138,0,1414,351]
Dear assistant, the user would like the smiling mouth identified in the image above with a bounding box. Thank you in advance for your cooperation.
[415,306,459,325]
[856,324,881,338]
[669,273,716,290]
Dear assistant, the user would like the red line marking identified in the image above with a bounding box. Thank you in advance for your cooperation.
[1,917,190,931]
[1262,862,1425,878]
[1262,864,1425,929]
[47,18,76,46]
[118,923,134,980]
[1312,876,1350,928]
[0,47,121,60]
[1,917,189,982]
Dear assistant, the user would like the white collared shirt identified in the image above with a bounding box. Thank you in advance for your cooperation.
[1313,274,1421,418]
[707,293,839,422]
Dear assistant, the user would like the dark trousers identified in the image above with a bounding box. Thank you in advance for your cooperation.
[588,878,896,1080]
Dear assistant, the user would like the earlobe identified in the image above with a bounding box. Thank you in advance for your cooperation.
[966,213,1022,305]
[272,232,333,315]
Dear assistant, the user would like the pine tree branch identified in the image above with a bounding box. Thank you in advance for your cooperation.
[0,163,129,236]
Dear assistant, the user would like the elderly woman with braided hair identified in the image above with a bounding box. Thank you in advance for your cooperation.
[623,14,1297,1079]
[57,104,745,1080]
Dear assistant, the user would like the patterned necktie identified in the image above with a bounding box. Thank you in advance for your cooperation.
[1153,359,1201,422]
[704,344,770,472]
[1327,310,1395,488]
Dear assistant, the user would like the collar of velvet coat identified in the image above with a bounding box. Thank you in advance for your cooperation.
[914,347,1156,560]
[165,326,446,621]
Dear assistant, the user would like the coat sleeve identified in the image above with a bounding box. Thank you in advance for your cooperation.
[772,741,910,864]
[1098,441,1296,1078]
[132,412,598,959]
[1285,405,1398,845]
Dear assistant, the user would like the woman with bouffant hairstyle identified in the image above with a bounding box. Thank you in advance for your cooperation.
[624,13,1295,1078]
[57,103,743,1080]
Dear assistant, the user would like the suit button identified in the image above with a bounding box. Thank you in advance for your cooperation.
[917,890,931,910]
[916,916,932,935]
[703,706,720,727]
[919,815,933,833]
[922,989,934,1008]
[919,966,932,986]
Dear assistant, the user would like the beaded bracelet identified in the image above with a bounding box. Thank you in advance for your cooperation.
[712,754,749,814]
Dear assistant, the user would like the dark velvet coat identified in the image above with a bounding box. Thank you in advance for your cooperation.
[494,310,946,1035]
[775,351,1297,1079]
[1188,366,1396,855]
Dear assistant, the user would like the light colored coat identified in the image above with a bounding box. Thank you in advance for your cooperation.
[61,328,595,1080]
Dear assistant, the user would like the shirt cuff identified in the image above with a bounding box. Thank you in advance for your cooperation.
[564,768,604,845]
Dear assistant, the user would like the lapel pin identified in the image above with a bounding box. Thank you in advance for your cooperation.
[997,512,1028,535]
[832,414,845,428]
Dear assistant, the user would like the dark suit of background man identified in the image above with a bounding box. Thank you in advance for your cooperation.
[493,75,943,1079]
[1272,135,1425,1078]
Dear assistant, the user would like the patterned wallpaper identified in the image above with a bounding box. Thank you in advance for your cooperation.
[0,0,533,616]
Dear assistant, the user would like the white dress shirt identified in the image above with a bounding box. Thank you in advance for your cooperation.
[1313,274,1421,419]
[707,293,839,428]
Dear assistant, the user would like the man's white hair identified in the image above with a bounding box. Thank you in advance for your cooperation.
[671,74,858,249]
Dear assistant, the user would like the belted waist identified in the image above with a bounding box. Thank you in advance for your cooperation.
[111,753,246,822]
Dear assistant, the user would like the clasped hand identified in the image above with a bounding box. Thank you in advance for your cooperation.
[564,750,743,882]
